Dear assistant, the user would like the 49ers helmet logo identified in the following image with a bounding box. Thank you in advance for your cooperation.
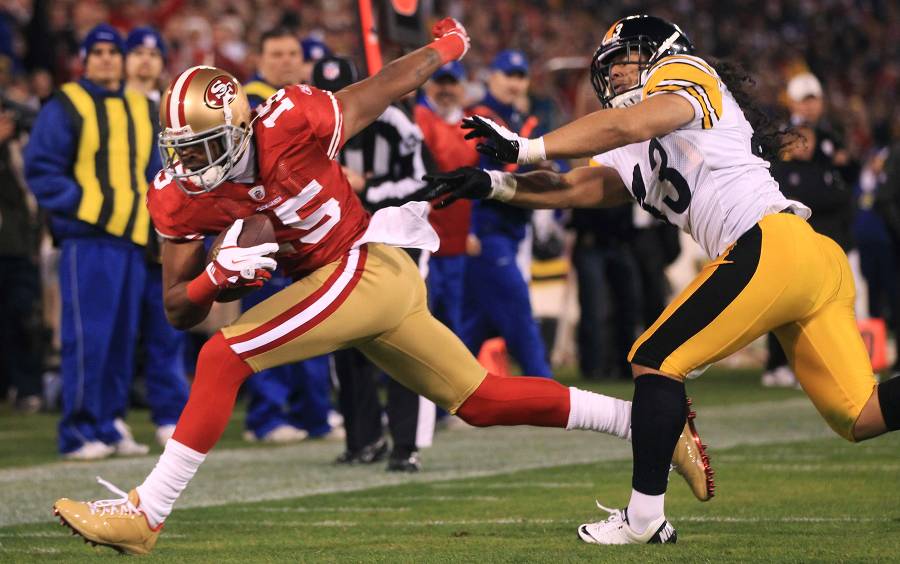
[204,75,238,109]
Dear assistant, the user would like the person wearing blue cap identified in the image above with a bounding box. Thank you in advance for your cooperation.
[299,36,331,84]
[242,28,339,444]
[464,49,553,379]
[125,27,166,104]
[25,23,163,459]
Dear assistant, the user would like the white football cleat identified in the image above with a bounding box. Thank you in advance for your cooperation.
[114,438,150,457]
[155,424,176,447]
[63,441,115,461]
[577,502,677,545]
[244,424,309,444]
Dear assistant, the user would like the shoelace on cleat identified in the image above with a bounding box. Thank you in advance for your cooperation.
[593,501,625,524]
[87,477,141,517]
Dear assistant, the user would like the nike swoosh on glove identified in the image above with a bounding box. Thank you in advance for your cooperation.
[205,219,279,289]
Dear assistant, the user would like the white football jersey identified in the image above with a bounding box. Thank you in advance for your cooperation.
[592,55,810,258]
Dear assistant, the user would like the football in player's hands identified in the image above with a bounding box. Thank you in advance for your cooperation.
[423,167,492,208]
[207,214,278,302]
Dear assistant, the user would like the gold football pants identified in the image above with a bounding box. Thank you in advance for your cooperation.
[629,213,876,440]
[221,243,487,413]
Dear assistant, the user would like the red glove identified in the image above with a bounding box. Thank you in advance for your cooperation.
[186,219,278,306]
[429,17,470,64]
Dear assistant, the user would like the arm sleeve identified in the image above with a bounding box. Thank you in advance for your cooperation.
[642,55,724,130]
[23,98,82,214]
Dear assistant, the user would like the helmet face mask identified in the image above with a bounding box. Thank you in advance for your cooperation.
[590,15,695,109]
[158,66,253,195]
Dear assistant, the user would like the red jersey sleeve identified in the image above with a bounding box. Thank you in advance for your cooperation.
[146,170,204,241]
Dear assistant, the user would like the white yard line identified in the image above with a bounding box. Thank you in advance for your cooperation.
[0,398,836,527]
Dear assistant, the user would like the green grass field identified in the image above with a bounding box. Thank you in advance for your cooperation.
[1,370,897,562]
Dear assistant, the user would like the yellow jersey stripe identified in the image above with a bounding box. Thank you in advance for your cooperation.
[244,81,278,103]
[61,83,104,225]
[685,85,713,129]
[126,91,152,246]
[650,54,716,76]
[643,62,723,121]
[104,97,133,237]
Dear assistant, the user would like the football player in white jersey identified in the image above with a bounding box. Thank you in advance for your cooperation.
[424,14,900,546]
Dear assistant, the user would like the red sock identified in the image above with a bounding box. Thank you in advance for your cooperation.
[455,373,570,428]
[171,332,253,453]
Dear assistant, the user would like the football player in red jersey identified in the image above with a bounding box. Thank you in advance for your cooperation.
[52,19,711,555]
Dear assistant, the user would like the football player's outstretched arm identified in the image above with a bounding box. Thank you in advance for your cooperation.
[336,18,469,139]
[160,239,213,330]
[466,94,695,164]
[425,165,630,210]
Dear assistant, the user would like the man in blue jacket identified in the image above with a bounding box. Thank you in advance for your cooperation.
[465,50,552,377]
[25,24,161,459]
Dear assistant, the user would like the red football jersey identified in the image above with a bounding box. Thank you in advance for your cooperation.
[148,85,370,278]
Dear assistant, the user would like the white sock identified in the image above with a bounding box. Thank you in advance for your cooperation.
[135,439,206,527]
[626,489,665,534]
[566,387,631,440]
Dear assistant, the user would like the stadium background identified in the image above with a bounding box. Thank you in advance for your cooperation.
[1,0,899,560]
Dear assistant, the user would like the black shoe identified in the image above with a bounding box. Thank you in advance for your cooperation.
[357,438,389,464]
[387,450,422,473]
[334,450,358,465]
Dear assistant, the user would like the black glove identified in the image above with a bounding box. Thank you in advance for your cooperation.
[423,167,493,208]
[462,115,522,163]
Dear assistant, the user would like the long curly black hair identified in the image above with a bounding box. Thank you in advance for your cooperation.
[711,58,793,162]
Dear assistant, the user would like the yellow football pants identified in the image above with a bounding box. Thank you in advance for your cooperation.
[629,212,876,440]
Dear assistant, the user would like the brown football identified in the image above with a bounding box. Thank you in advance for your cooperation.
[207,214,277,303]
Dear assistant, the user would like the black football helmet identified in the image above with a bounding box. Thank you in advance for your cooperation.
[590,15,694,108]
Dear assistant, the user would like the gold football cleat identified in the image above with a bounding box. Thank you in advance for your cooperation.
[53,478,161,555]
[671,397,715,501]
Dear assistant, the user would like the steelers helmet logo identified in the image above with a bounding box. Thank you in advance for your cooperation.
[204,75,238,109]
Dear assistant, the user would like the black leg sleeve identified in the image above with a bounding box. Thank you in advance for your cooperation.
[877,375,900,431]
[631,374,688,495]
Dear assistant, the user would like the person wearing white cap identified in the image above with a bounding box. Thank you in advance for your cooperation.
[787,72,824,126]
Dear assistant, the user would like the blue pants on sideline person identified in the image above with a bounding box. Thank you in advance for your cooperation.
[426,254,466,335]
[461,234,552,377]
[139,265,189,427]
[58,238,144,454]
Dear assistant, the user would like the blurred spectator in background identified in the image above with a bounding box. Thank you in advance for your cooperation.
[876,131,900,371]
[299,37,331,85]
[125,26,165,102]
[24,24,159,459]
[240,28,336,444]
[124,26,189,448]
[0,94,43,413]
[856,127,899,366]
[415,61,479,339]
[464,50,552,378]
[765,125,856,387]
[569,201,640,381]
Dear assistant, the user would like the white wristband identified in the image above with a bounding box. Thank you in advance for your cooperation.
[518,136,547,165]
[486,170,517,202]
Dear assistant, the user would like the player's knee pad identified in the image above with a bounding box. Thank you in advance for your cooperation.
[877,375,900,432]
